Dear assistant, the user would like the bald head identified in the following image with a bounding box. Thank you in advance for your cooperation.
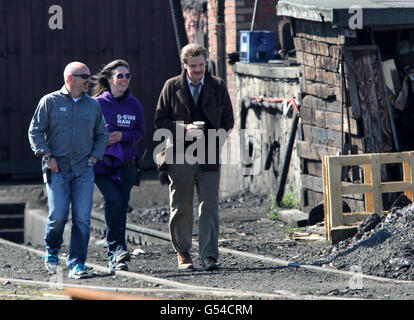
[63,62,89,80]
[63,61,92,98]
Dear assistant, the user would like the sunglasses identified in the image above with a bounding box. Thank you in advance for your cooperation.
[72,74,91,79]
[115,73,131,79]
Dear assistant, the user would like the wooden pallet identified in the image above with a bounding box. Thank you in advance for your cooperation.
[322,151,414,241]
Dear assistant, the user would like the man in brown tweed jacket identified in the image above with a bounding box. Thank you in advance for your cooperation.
[154,43,234,271]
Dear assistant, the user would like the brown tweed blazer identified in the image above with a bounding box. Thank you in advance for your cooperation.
[154,70,234,170]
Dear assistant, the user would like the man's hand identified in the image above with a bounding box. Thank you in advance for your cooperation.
[45,158,59,173]
[88,156,98,167]
[185,123,204,139]
[108,131,123,145]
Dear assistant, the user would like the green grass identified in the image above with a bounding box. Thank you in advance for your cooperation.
[267,185,301,220]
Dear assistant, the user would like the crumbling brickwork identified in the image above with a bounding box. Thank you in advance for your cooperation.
[293,19,364,212]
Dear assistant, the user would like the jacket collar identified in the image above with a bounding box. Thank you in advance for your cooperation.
[176,71,216,109]
[60,85,87,101]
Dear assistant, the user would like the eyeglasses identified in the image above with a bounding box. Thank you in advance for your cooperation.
[72,74,91,79]
[115,73,131,79]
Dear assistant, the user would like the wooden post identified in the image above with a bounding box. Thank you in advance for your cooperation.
[363,162,374,213]
[370,155,383,214]
[327,157,343,239]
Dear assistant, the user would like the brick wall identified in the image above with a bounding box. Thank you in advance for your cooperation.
[293,19,364,212]
[207,0,281,114]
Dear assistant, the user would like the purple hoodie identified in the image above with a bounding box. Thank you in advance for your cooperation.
[94,91,145,179]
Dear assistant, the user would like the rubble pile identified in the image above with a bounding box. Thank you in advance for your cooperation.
[311,195,414,280]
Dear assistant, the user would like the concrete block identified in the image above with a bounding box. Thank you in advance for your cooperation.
[24,207,71,247]
[278,209,309,227]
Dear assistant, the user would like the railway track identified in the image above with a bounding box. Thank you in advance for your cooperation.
[2,210,414,301]
[0,236,345,300]
[89,211,414,286]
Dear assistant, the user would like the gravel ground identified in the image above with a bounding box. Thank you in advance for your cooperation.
[2,176,414,301]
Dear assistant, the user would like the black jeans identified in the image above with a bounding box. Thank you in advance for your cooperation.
[94,164,136,261]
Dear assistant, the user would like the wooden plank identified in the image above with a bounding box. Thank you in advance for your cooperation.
[18,0,33,160]
[322,156,331,240]
[335,154,372,166]
[370,155,383,214]
[410,151,414,200]
[379,152,411,164]
[31,0,48,100]
[302,125,343,148]
[342,181,412,195]
[382,59,401,95]
[343,212,372,225]
[112,0,126,60]
[6,1,20,163]
[402,151,414,201]
[363,163,374,213]
[71,0,86,62]
[0,0,9,159]
[342,183,372,195]
[324,109,358,135]
[60,0,72,67]
[297,140,341,161]
[334,152,410,166]
[380,181,412,193]
[402,160,412,200]
[328,157,344,228]
[85,0,100,73]
[99,0,113,63]
[301,173,323,193]
[125,0,139,53]
[306,159,323,177]
[343,55,362,120]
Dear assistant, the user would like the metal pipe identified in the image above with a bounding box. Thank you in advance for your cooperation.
[276,110,300,206]
[169,0,188,70]
[250,0,259,31]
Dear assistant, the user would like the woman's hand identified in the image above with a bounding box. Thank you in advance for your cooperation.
[108,131,123,145]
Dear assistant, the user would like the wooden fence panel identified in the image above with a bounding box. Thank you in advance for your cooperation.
[0,0,180,178]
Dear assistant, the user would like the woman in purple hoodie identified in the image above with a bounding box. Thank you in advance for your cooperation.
[92,60,145,271]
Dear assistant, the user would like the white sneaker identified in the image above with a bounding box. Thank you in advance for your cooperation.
[68,264,91,279]
[44,248,59,272]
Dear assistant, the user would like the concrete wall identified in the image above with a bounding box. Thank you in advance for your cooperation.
[220,62,302,201]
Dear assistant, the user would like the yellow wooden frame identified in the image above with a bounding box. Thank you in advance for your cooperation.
[322,151,414,240]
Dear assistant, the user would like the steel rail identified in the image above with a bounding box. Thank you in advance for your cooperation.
[0,237,361,300]
[90,211,414,286]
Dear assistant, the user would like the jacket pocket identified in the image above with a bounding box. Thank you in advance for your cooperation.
[51,106,70,119]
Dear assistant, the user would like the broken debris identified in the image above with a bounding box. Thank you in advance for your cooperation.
[307,194,414,280]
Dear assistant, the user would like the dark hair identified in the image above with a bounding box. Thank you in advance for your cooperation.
[92,59,129,97]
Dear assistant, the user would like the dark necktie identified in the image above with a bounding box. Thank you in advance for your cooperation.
[191,82,201,105]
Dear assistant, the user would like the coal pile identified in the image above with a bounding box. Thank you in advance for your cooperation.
[309,195,414,280]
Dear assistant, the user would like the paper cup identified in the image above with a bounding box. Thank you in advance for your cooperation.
[193,121,205,129]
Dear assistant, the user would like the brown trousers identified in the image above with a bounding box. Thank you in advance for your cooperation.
[167,163,220,261]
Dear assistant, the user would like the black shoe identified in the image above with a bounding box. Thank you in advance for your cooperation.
[203,257,218,271]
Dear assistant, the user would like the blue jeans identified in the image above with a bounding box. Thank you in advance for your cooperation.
[45,166,94,268]
[94,164,136,261]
